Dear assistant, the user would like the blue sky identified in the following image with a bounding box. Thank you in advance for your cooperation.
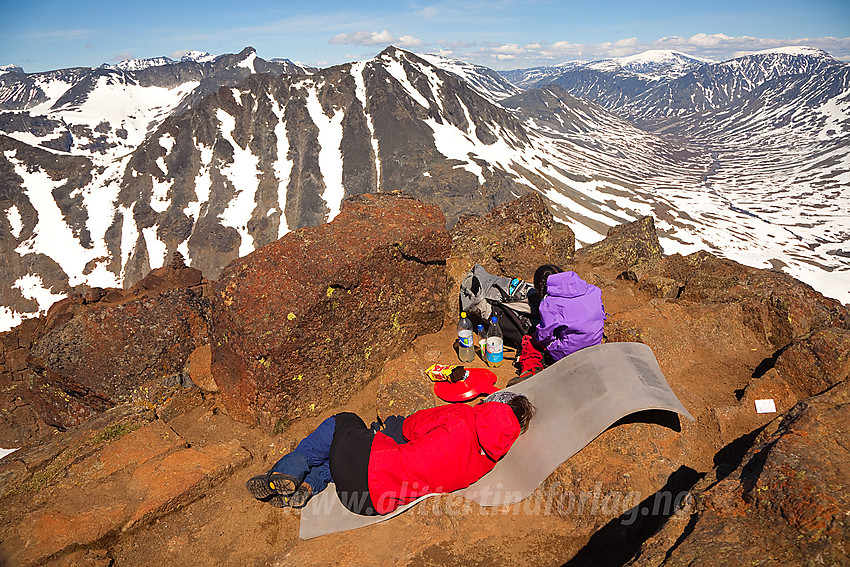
[1,0,848,72]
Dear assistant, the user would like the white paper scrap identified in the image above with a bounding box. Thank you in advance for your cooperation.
[755,399,777,414]
[0,447,18,460]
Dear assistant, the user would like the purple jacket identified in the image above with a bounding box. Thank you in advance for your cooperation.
[535,271,605,361]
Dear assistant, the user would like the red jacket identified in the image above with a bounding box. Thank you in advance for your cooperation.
[367,402,520,514]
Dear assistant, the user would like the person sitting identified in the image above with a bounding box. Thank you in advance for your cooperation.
[246,392,536,515]
[511,265,605,384]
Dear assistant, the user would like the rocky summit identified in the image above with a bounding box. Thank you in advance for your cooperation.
[0,193,847,567]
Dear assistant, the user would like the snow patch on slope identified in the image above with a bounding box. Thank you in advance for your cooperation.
[351,61,381,190]
[119,204,138,279]
[269,97,292,236]
[13,274,66,313]
[51,76,199,157]
[5,205,22,238]
[304,83,345,221]
[216,109,259,257]
[6,150,112,287]
[185,141,213,223]
[142,225,168,269]
[382,56,430,108]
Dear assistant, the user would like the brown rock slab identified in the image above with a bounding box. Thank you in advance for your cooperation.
[6,348,28,372]
[712,369,798,446]
[655,251,847,347]
[627,380,850,566]
[210,193,451,426]
[14,503,128,566]
[186,344,217,392]
[774,326,850,398]
[127,260,203,295]
[123,440,250,531]
[44,548,114,567]
[0,416,249,566]
[77,419,186,482]
[638,275,682,299]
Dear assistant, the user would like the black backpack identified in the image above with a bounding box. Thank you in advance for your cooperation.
[459,264,539,349]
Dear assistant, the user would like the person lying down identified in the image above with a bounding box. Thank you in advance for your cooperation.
[246,391,535,515]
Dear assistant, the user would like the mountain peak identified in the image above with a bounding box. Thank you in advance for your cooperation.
[738,45,833,59]
[0,64,24,75]
[179,50,215,63]
[100,56,175,71]
[583,49,710,79]
[617,49,713,66]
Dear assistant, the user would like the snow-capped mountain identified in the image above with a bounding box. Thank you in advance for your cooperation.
[624,47,842,122]
[647,62,850,302]
[502,47,842,124]
[180,51,217,63]
[417,53,522,102]
[501,50,709,91]
[101,56,176,72]
[591,50,713,80]
[500,61,585,90]
[0,46,847,330]
[0,65,24,76]
[99,51,269,71]
[0,47,315,158]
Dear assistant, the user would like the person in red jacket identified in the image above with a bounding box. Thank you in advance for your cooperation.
[246,392,535,515]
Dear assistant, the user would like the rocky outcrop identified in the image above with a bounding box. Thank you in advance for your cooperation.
[628,380,850,567]
[27,287,209,427]
[657,251,847,347]
[575,215,662,274]
[0,258,210,436]
[0,202,846,566]
[447,192,575,306]
[578,217,848,349]
[209,192,451,427]
[773,327,850,398]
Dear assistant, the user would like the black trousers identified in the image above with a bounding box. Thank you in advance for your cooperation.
[329,412,379,516]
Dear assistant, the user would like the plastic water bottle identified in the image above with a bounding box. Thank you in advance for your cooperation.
[457,311,475,362]
[486,315,504,368]
[476,324,486,360]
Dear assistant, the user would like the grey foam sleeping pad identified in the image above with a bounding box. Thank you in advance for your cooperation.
[299,342,694,539]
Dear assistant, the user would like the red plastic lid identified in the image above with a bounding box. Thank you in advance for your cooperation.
[433,367,499,402]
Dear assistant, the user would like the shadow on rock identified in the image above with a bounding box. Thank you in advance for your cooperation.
[609,409,682,433]
[563,466,704,567]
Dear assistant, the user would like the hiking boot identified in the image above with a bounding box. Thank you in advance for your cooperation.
[266,482,313,509]
[246,472,298,501]
[287,483,313,509]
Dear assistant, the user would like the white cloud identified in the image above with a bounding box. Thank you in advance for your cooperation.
[398,35,424,48]
[330,30,397,46]
[110,52,135,62]
[613,37,639,47]
[493,43,525,55]
[432,34,850,69]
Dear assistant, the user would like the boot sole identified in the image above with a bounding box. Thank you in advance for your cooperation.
[246,475,275,500]
[246,473,298,501]
[267,473,297,494]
